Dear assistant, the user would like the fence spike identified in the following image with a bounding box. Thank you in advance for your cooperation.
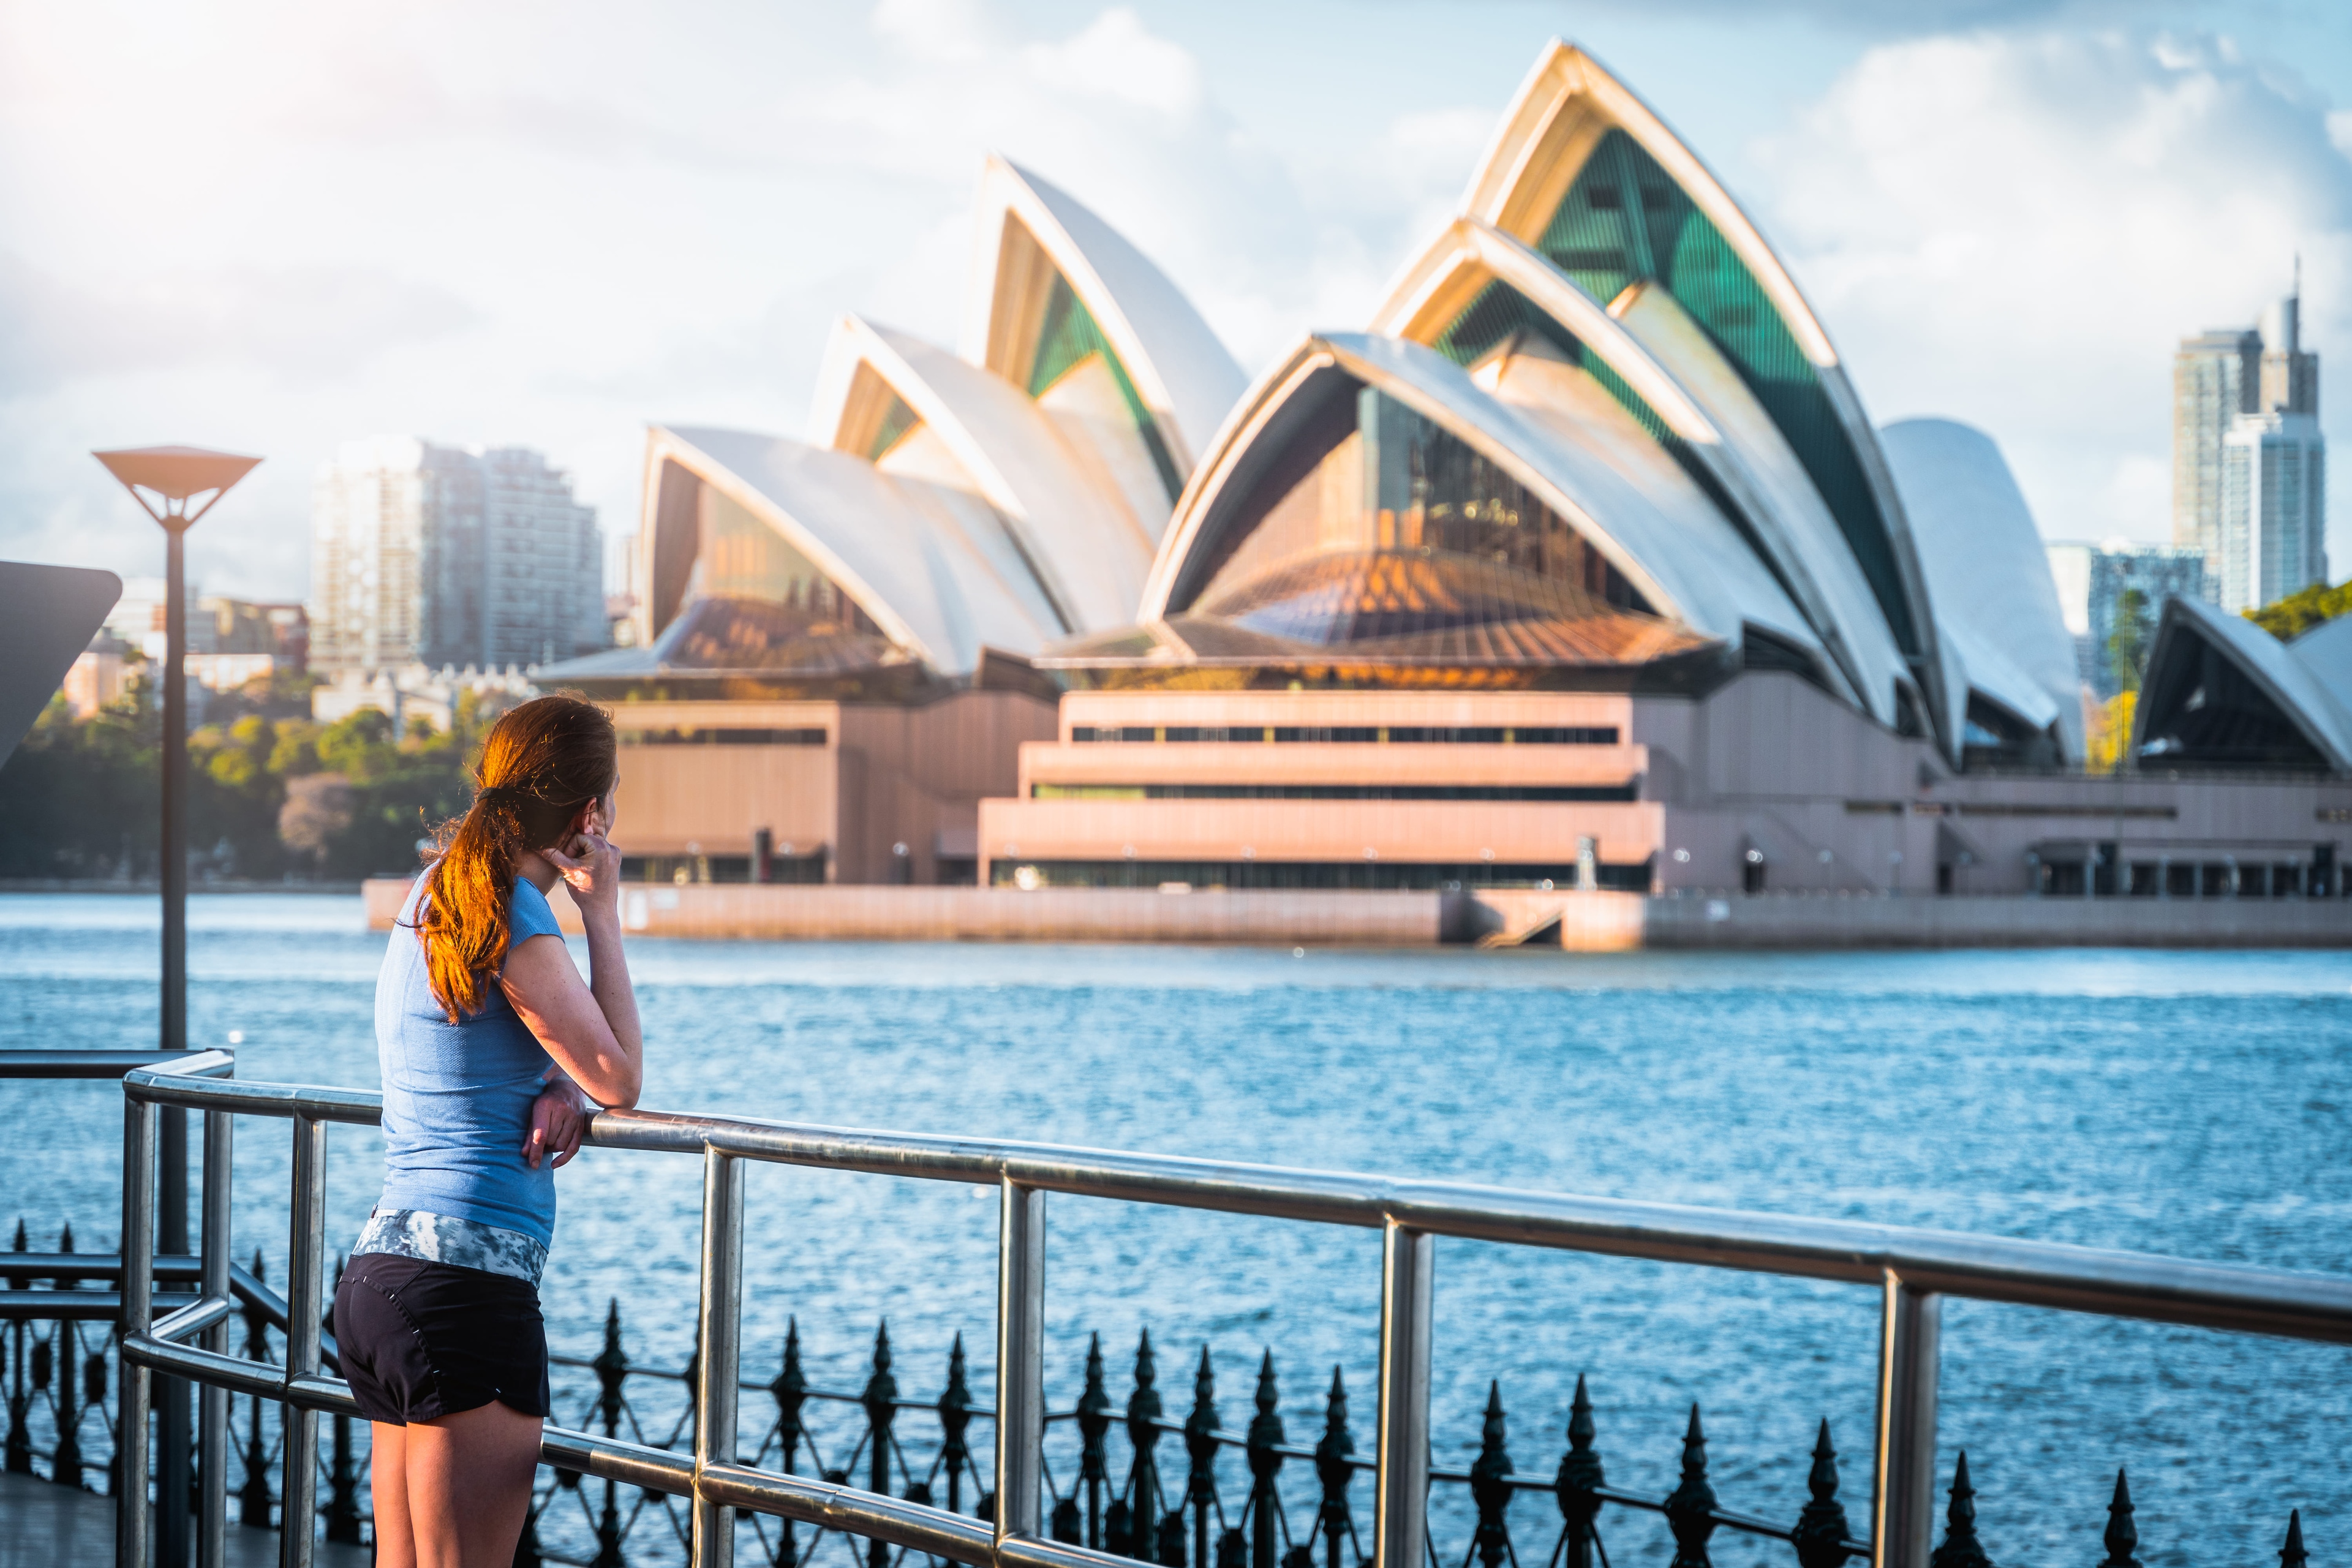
[1555,1374,1605,1568]
[1663,1404,1717,1568]
[1926,1449,1989,1568]
[1315,1366,1355,1568]
[1186,1348,1221,1568]
[1246,1352,1284,1568]
[10,1218,24,1251]
[1125,1330,1167,1562]
[863,1322,899,1568]
[941,1331,974,1515]
[1470,1381,1515,1568]
[587,1300,628,1566]
[2097,1471,2139,1568]
[2281,1510,2307,1568]
[1080,1332,1115,1548]
[1793,1419,1853,1568]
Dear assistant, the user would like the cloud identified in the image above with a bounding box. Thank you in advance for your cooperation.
[0,254,480,397]
[1749,28,2352,548]
[1023,9,1204,119]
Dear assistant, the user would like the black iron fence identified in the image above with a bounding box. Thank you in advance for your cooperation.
[1,1219,2319,1568]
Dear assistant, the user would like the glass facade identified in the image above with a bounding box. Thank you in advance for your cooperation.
[1028,272,1185,503]
[1174,381,1706,666]
[865,390,921,462]
[1434,279,1771,584]
[2136,630,2330,771]
[651,480,905,675]
[1534,128,1920,658]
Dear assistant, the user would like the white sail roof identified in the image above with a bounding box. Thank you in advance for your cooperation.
[652,424,1060,675]
[962,156,1246,483]
[1145,330,1817,658]
[809,315,1155,635]
[1879,418,2084,760]
[1456,37,1961,756]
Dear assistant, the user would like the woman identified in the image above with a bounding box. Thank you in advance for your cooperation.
[333,695,644,1568]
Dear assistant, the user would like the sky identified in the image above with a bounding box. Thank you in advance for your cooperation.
[2,0,2349,605]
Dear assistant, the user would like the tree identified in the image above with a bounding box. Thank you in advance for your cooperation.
[2245,578,2352,640]
[2107,587,2152,694]
[0,688,482,883]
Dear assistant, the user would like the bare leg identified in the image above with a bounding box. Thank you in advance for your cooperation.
[369,1423,417,1568]
[400,1401,543,1568]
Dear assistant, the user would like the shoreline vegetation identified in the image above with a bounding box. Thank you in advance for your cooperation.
[0,670,481,885]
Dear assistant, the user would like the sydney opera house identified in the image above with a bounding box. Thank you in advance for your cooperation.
[548,42,2352,902]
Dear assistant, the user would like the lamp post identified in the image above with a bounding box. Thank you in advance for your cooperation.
[94,444,260,1568]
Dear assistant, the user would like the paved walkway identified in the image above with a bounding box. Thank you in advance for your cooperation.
[0,1472,372,1567]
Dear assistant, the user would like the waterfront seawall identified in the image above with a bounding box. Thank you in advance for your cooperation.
[362,877,2351,947]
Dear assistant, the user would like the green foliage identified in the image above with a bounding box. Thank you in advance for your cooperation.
[2108,587,2152,695]
[0,685,483,883]
[2245,578,2352,641]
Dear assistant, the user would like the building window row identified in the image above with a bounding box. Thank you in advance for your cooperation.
[1029,783,1638,802]
[990,858,1653,892]
[1067,725,1620,745]
[618,728,831,747]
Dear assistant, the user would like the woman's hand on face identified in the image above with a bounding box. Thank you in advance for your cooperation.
[524,1078,591,1170]
[544,810,621,920]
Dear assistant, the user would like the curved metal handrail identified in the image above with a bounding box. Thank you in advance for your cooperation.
[110,1052,2352,1568]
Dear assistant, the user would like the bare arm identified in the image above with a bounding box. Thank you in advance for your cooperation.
[499,823,643,1109]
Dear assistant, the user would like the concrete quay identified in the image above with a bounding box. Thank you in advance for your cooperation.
[363,876,2350,949]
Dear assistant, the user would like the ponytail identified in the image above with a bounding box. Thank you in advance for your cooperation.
[412,695,617,1022]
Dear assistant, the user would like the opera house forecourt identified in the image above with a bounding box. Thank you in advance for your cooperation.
[538,41,2352,941]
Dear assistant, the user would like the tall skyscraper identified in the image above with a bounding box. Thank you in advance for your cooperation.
[2173,279,2326,611]
[311,437,604,674]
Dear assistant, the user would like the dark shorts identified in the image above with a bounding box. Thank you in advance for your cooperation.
[333,1253,551,1425]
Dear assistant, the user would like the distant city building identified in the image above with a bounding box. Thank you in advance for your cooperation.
[2046,540,2208,699]
[311,663,538,739]
[309,437,605,674]
[92,581,308,697]
[61,641,134,717]
[2174,282,2325,611]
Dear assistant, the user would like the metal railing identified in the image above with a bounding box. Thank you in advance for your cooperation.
[110,1052,2352,1568]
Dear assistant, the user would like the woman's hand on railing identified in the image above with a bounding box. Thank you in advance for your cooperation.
[526,1074,592,1169]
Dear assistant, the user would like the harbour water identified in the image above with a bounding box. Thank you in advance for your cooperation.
[2,894,2348,1566]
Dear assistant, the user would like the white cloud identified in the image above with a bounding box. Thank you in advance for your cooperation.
[1023,8,1203,119]
[1751,28,2352,557]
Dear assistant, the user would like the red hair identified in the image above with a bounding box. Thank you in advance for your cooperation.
[414,695,616,1022]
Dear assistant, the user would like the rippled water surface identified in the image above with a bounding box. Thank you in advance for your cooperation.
[2,894,2348,1567]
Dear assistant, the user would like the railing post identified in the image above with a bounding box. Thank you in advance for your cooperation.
[119,1095,157,1568]
[1871,1272,1940,1568]
[160,1098,190,1568]
[279,1114,326,1568]
[198,1108,232,1568]
[1372,1220,1432,1568]
[693,1146,744,1568]
[995,1178,1046,1546]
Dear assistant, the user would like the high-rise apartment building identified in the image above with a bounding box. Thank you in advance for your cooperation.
[311,437,604,673]
[2173,283,2326,611]
[2046,539,2207,699]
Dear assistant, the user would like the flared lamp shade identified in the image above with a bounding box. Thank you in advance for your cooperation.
[93,445,263,526]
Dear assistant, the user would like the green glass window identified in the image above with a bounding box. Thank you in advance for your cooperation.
[1433,280,1762,575]
[866,390,921,463]
[1535,129,1920,658]
[1028,273,1185,503]
[1174,381,1706,666]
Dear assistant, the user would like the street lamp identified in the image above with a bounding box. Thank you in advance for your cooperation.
[93,445,258,1568]
[92,446,262,1054]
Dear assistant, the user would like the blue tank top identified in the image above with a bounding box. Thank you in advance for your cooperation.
[374,873,566,1246]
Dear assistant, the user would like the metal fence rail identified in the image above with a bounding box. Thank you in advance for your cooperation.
[107,1052,2352,1568]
